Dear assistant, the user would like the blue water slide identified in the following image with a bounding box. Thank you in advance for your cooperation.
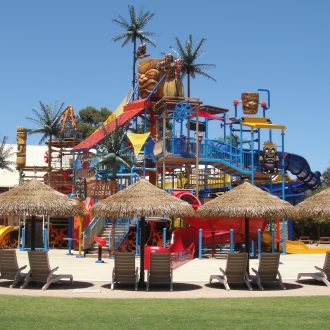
[282,153,321,190]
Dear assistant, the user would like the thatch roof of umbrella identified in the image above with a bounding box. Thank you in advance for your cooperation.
[197,181,296,219]
[295,187,330,219]
[0,178,84,217]
[91,179,195,218]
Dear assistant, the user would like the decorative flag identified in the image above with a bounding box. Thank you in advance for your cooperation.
[127,132,150,156]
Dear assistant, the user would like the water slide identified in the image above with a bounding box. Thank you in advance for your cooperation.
[0,225,15,242]
[283,153,321,190]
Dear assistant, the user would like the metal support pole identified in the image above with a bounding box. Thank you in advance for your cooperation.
[271,228,275,253]
[198,228,203,260]
[257,229,262,259]
[135,218,140,256]
[95,246,104,263]
[163,227,167,248]
[281,129,286,254]
[67,217,73,255]
[250,240,254,257]
[230,229,234,253]
[251,129,255,184]
[240,124,243,170]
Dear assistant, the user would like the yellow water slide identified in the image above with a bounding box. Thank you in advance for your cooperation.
[0,225,15,242]
[284,240,330,254]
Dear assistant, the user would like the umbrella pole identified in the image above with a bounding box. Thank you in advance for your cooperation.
[31,215,36,251]
[211,229,215,258]
[139,216,146,288]
[244,216,250,273]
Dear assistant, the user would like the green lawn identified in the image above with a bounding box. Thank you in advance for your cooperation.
[0,295,329,329]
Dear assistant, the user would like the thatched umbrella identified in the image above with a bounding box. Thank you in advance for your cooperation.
[0,179,84,250]
[197,181,296,270]
[295,187,330,219]
[91,179,195,286]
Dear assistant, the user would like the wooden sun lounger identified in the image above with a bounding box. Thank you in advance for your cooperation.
[298,236,313,244]
[317,237,330,245]
[0,249,27,288]
[297,252,330,287]
[209,253,252,291]
[21,251,73,290]
[147,252,173,291]
[251,253,286,290]
[111,252,138,291]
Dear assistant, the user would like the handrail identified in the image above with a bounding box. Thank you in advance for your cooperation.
[82,216,106,251]
[109,221,130,250]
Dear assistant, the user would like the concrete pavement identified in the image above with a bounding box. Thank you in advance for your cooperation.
[0,249,329,299]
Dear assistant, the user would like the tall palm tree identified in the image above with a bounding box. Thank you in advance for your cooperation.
[113,5,156,98]
[0,136,15,172]
[26,101,65,180]
[175,34,216,97]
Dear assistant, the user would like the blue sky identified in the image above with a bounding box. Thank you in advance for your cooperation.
[1,0,329,173]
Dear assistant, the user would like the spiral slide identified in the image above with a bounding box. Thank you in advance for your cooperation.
[284,153,321,190]
[0,225,15,242]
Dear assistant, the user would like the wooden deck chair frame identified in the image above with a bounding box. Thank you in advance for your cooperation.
[297,252,330,287]
[147,252,173,292]
[21,251,73,290]
[111,252,138,291]
[252,253,286,290]
[0,249,27,288]
[209,253,252,291]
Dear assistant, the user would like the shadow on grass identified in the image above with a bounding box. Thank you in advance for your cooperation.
[205,281,303,291]
[101,282,202,292]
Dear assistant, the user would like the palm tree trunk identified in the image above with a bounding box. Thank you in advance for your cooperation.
[132,38,137,100]
[187,73,191,98]
[48,134,52,185]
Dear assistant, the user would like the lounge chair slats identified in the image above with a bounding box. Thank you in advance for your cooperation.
[297,252,330,287]
[209,253,252,291]
[251,253,286,290]
[0,250,27,288]
[111,252,138,290]
[21,251,73,290]
[147,252,173,291]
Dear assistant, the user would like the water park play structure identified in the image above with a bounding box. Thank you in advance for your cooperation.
[8,53,325,261]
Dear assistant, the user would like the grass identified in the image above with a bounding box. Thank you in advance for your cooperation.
[0,295,329,329]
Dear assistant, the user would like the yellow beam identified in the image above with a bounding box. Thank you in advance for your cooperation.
[241,117,286,130]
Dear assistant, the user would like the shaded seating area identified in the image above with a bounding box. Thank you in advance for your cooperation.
[21,251,73,290]
[209,253,252,291]
[147,252,173,291]
[297,252,330,287]
[251,253,286,290]
[0,249,27,288]
[111,252,138,291]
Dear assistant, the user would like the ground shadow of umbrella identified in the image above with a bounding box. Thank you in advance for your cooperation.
[91,179,195,288]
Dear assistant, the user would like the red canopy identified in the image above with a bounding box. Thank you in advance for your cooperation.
[190,109,223,120]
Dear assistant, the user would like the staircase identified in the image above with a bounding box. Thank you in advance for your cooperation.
[84,221,130,258]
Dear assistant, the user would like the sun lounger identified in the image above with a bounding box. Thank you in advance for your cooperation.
[147,251,173,291]
[297,252,330,287]
[251,253,286,290]
[299,236,313,244]
[209,253,252,291]
[21,251,73,290]
[0,249,27,288]
[111,252,138,291]
[317,237,330,245]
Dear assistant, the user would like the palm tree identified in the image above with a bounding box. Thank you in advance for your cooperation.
[97,122,135,184]
[113,5,156,98]
[175,34,216,97]
[26,101,65,180]
[0,136,15,172]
